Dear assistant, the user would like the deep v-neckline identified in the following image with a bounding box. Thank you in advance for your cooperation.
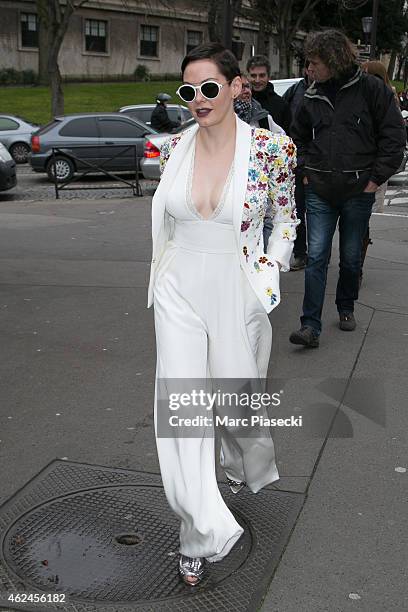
[187,138,234,221]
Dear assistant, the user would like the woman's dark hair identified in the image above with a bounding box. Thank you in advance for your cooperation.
[181,42,241,81]
[305,30,357,79]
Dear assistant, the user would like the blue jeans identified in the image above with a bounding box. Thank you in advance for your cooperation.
[293,173,307,258]
[300,187,375,334]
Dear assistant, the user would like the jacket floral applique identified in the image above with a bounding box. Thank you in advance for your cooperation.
[149,118,299,313]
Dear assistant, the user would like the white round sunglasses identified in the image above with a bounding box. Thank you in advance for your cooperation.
[176,79,231,103]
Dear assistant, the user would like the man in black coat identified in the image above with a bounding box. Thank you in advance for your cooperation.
[246,55,291,134]
[151,93,180,133]
[288,30,405,348]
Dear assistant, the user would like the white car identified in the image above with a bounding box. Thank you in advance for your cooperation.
[140,119,196,180]
[270,77,303,97]
[0,114,38,163]
[0,142,17,191]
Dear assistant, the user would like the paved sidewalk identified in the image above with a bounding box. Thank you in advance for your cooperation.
[260,210,408,612]
[0,196,406,611]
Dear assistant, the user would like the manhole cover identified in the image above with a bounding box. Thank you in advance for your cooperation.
[0,461,304,611]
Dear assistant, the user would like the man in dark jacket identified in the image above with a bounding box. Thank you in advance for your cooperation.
[150,93,180,133]
[246,55,291,134]
[289,30,405,348]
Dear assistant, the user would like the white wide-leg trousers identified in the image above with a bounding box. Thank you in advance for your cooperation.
[153,225,279,561]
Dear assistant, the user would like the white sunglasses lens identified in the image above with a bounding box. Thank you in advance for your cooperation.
[201,82,220,99]
[178,85,195,102]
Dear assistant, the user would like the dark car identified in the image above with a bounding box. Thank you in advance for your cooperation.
[0,142,17,191]
[30,113,156,182]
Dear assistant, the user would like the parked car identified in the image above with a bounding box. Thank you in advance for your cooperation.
[140,118,196,180]
[118,104,192,127]
[270,77,303,97]
[30,113,156,182]
[0,114,38,163]
[0,142,17,191]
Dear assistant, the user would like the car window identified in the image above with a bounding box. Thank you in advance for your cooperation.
[123,109,151,124]
[15,116,35,125]
[59,117,98,137]
[167,109,179,123]
[36,120,61,135]
[0,117,19,131]
[98,119,145,138]
[182,108,193,122]
[136,109,152,123]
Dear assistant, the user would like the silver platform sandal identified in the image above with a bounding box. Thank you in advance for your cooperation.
[227,477,246,495]
[178,554,205,586]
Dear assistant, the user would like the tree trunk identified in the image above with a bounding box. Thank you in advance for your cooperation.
[285,48,292,77]
[50,62,64,116]
[36,0,78,117]
[396,54,403,81]
[277,34,292,77]
[404,61,408,89]
[387,49,397,81]
[208,0,221,42]
[256,19,267,55]
[37,0,51,85]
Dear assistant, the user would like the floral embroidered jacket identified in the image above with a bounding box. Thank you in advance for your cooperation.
[147,115,299,313]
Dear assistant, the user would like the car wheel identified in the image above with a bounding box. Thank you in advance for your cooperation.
[9,142,31,164]
[46,156,75,182]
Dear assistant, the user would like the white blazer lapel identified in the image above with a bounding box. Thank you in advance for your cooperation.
[151,123,199,254]
[232,116,252,244]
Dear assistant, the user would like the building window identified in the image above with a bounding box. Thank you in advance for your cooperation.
[21,13,38,48]
[140,25,158,57]
[186,30,203,54]
[85,19,107,53]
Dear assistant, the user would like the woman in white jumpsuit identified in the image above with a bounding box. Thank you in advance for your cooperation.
[147,43,298,586]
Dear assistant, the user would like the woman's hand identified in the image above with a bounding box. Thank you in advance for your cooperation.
[303,176,309,185]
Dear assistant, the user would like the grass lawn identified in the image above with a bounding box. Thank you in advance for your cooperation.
[0,81,181,125]
[2,78,405,126]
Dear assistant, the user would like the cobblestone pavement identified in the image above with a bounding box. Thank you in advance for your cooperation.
[0,164,158,202]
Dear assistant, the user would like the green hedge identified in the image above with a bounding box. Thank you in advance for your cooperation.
[0,68,38,85]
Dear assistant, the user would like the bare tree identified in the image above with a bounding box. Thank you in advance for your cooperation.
[249,0,324,77]
[37,0,89,116]
[36,0,173,117]
[207,0,222,42]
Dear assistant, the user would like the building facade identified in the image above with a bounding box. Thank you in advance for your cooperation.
[0,0,288,80]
